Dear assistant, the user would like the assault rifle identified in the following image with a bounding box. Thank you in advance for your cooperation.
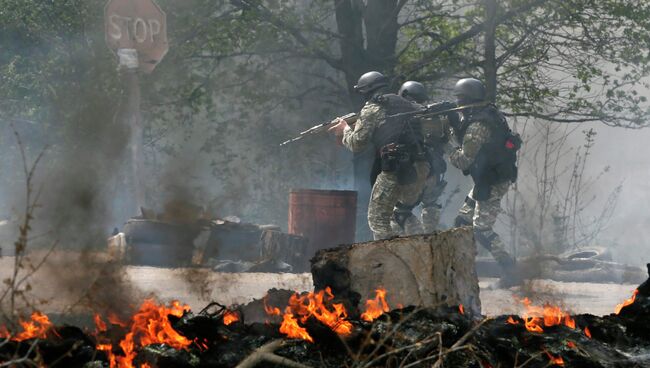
[279,112,358,146]
[386,101,490,120]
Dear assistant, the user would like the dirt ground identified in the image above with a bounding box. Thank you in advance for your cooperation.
[0,256,639,317]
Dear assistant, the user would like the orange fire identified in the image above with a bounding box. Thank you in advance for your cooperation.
[94,314,108,333]
[361,288,389,322]
[279,308,313,342]
[615,289,638,315]
[544,350,564,366]
[10,311,53,341]
[265,287,354,342]
[584,326,592,338]
[506,316,519,325]
[287,288,352,336]
[519,298,576,333]
[223,310,240,325]
[108,312,129,328]
[459,304,465,315]
[263,295,282,317]
[92,299,192,368]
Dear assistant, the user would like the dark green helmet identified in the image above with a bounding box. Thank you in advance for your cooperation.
[354,71,388,95]
[398,81,428,103]
[453,78,486,104]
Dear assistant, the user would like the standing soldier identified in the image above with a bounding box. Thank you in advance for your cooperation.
[329,71,430,240]
[445,78,521,285]
[392,81,449,235]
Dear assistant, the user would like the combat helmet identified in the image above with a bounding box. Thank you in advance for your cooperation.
[354,71,388,95]
[453,78,486,104]
[398,81,428,104]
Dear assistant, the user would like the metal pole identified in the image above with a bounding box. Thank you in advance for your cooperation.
[118,49,145,213]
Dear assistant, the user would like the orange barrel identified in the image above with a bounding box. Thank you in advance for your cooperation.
[288,189,357,257]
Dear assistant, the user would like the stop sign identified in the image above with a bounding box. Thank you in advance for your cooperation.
[105,0,168,73]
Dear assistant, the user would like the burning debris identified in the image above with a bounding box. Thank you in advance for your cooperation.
[2,265,650,367]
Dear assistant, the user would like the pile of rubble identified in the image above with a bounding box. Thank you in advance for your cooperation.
[108,208,310,272]
[3,229,650,367]
[1,269,650,367]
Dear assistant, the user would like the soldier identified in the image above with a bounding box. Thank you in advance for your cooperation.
[445,78,521,285]
[328,71,430,240]
[392,81,448,235]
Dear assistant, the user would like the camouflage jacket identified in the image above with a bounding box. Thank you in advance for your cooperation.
[448,115,491,172]
[342,101,384,153]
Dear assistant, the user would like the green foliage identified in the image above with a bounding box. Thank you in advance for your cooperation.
[2,0,650,226]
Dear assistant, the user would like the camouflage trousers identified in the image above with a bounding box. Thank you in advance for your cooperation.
[368,161,430,240]
[455,181,515,268]
[391,174,446,235]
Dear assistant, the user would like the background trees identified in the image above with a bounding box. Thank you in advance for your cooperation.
[1,0,649,254]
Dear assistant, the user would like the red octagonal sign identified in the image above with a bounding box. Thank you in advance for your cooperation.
[105,0,168,73]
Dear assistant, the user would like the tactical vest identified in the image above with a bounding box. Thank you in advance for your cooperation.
[368,93,425,185]
[459,105,520,200]
[371,93,423,149]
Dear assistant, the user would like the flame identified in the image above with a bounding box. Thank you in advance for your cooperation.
[11,311,53,341]
[544,350,564,366]
[286,287,353,336]
[615,289,638,315]
[263,295,281,316]
[584,326,592,338]
[223,310,240,325]
[566,341,576,349]
[265,287,353,342]
[108,312,129,328]
[361,288,389,322]
[459,304,465,315]
[93,299,192,368]
[94,314,108,333]
[279,308,313,342]
[519,298,576,333]
[506,316,519,325]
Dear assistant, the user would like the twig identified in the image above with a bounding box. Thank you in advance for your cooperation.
[0,339,39,367]
[428,318,490,368]
[235,339,313,368]
[360,335,437,368]
[352,307,423,365]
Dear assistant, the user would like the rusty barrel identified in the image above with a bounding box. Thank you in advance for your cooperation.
[288,189,357,257]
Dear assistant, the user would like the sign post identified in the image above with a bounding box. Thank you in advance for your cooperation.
[104,0,168,212]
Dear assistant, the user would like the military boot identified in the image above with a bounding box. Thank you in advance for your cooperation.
[474,228,522,288]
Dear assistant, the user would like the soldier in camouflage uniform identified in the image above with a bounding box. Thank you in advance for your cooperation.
[329,72,429,240]
[392,81,449,235]
[445,78,520,284]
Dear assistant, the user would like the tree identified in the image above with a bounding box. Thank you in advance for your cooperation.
[2,0,650,242]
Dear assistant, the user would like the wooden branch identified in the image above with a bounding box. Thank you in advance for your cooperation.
[405,0,550,74]
[230,0,342,70]
[235,339,313,368]
[0,339,39,367]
